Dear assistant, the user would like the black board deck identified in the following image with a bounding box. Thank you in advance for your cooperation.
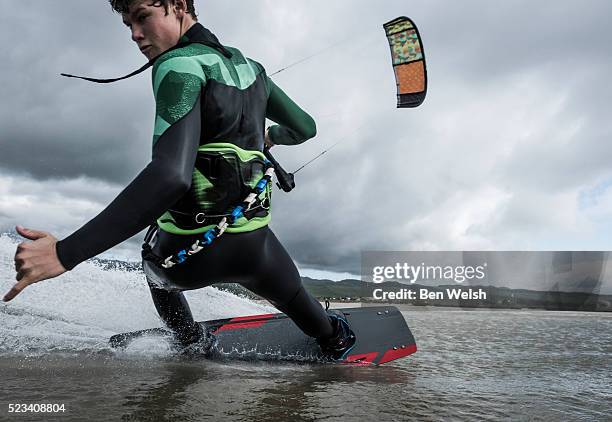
[110,306,417,365]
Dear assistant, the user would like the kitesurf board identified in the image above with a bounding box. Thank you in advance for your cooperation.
[110,306,417,365]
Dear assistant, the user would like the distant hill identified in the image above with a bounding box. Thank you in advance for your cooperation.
[208,276,612,312]
[300,277,612,312]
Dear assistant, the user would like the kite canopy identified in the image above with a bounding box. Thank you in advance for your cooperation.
[383,16,427,108]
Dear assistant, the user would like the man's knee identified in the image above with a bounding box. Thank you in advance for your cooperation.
[263,284,304,312]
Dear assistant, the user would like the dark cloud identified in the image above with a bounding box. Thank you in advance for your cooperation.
[1,0,612,276]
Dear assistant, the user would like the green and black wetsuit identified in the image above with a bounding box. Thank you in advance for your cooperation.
[56,23,334,343]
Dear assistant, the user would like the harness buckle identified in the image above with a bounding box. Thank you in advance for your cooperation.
[195,212,207,224]
[261,195,271,211]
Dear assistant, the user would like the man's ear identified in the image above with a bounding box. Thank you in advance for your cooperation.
[174,0,186,16]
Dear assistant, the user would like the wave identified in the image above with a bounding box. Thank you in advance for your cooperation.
[0,234,274,357]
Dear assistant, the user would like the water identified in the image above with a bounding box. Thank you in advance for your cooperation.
[1,235,611,421]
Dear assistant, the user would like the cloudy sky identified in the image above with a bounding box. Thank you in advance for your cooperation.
[1,0,612,283]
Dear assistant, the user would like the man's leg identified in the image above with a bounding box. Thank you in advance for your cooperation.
[141,225,352,357]
[146,282,204,346]
[242,228,335,339]
[242,228,356,359]
[141,227,206,348]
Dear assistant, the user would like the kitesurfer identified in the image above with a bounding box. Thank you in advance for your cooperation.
[4,0,355,360]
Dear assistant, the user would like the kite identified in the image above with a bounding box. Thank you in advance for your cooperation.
[383,16,428,108]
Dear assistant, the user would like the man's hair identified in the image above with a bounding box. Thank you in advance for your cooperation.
[109,0,197,20]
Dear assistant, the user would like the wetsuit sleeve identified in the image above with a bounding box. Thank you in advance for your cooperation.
[265,78,317,146]
[56,57,205,270]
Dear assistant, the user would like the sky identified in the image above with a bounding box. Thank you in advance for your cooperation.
[1,0,612,286]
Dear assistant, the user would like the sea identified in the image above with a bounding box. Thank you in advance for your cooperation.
[0,235,610,421]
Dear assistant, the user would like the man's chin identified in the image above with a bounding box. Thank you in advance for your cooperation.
[141,47,156,60]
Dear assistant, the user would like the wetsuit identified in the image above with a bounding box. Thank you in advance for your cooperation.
[56,23,334,344]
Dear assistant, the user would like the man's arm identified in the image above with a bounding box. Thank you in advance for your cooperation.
[55,97,201,270]
[265,78,317,146]
[3,55,205,302]
[3,100,202,302]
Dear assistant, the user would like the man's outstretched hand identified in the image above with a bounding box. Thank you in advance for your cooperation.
[3,226,67,302]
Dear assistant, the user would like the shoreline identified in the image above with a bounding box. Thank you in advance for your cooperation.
[249,300,612,314]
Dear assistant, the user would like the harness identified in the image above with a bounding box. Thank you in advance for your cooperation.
[142,162,275,269]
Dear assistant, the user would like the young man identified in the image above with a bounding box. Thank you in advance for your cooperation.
[5,0,355,360]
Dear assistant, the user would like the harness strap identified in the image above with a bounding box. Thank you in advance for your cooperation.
[167,193,270,229]
[143,163,274,269]
[141,225,165,268]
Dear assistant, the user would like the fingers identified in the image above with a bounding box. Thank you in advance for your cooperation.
[2,280,30,302]
[16,225,48,241]
[16,268,31,282]
[14,256,24,272]
[4,269,38,301]
[3,286,21,302]
[6,229,65,303]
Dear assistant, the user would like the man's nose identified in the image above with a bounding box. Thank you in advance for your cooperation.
[131,26,144,43]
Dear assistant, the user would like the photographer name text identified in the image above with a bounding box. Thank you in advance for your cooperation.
[373,287,487,301]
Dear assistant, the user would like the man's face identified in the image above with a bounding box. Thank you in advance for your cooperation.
[122,1,182,60]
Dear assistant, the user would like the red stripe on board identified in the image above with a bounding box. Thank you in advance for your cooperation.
[214,320,269,332]
[229,314,275,323]
[345,352,379,365]
[378,344,417,364]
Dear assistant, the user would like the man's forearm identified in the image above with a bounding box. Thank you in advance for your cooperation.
[266,79,317,145]
[56,164,189,270]
[56,97,202,270]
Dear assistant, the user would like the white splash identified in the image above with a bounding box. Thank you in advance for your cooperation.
[0,234,275,357]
